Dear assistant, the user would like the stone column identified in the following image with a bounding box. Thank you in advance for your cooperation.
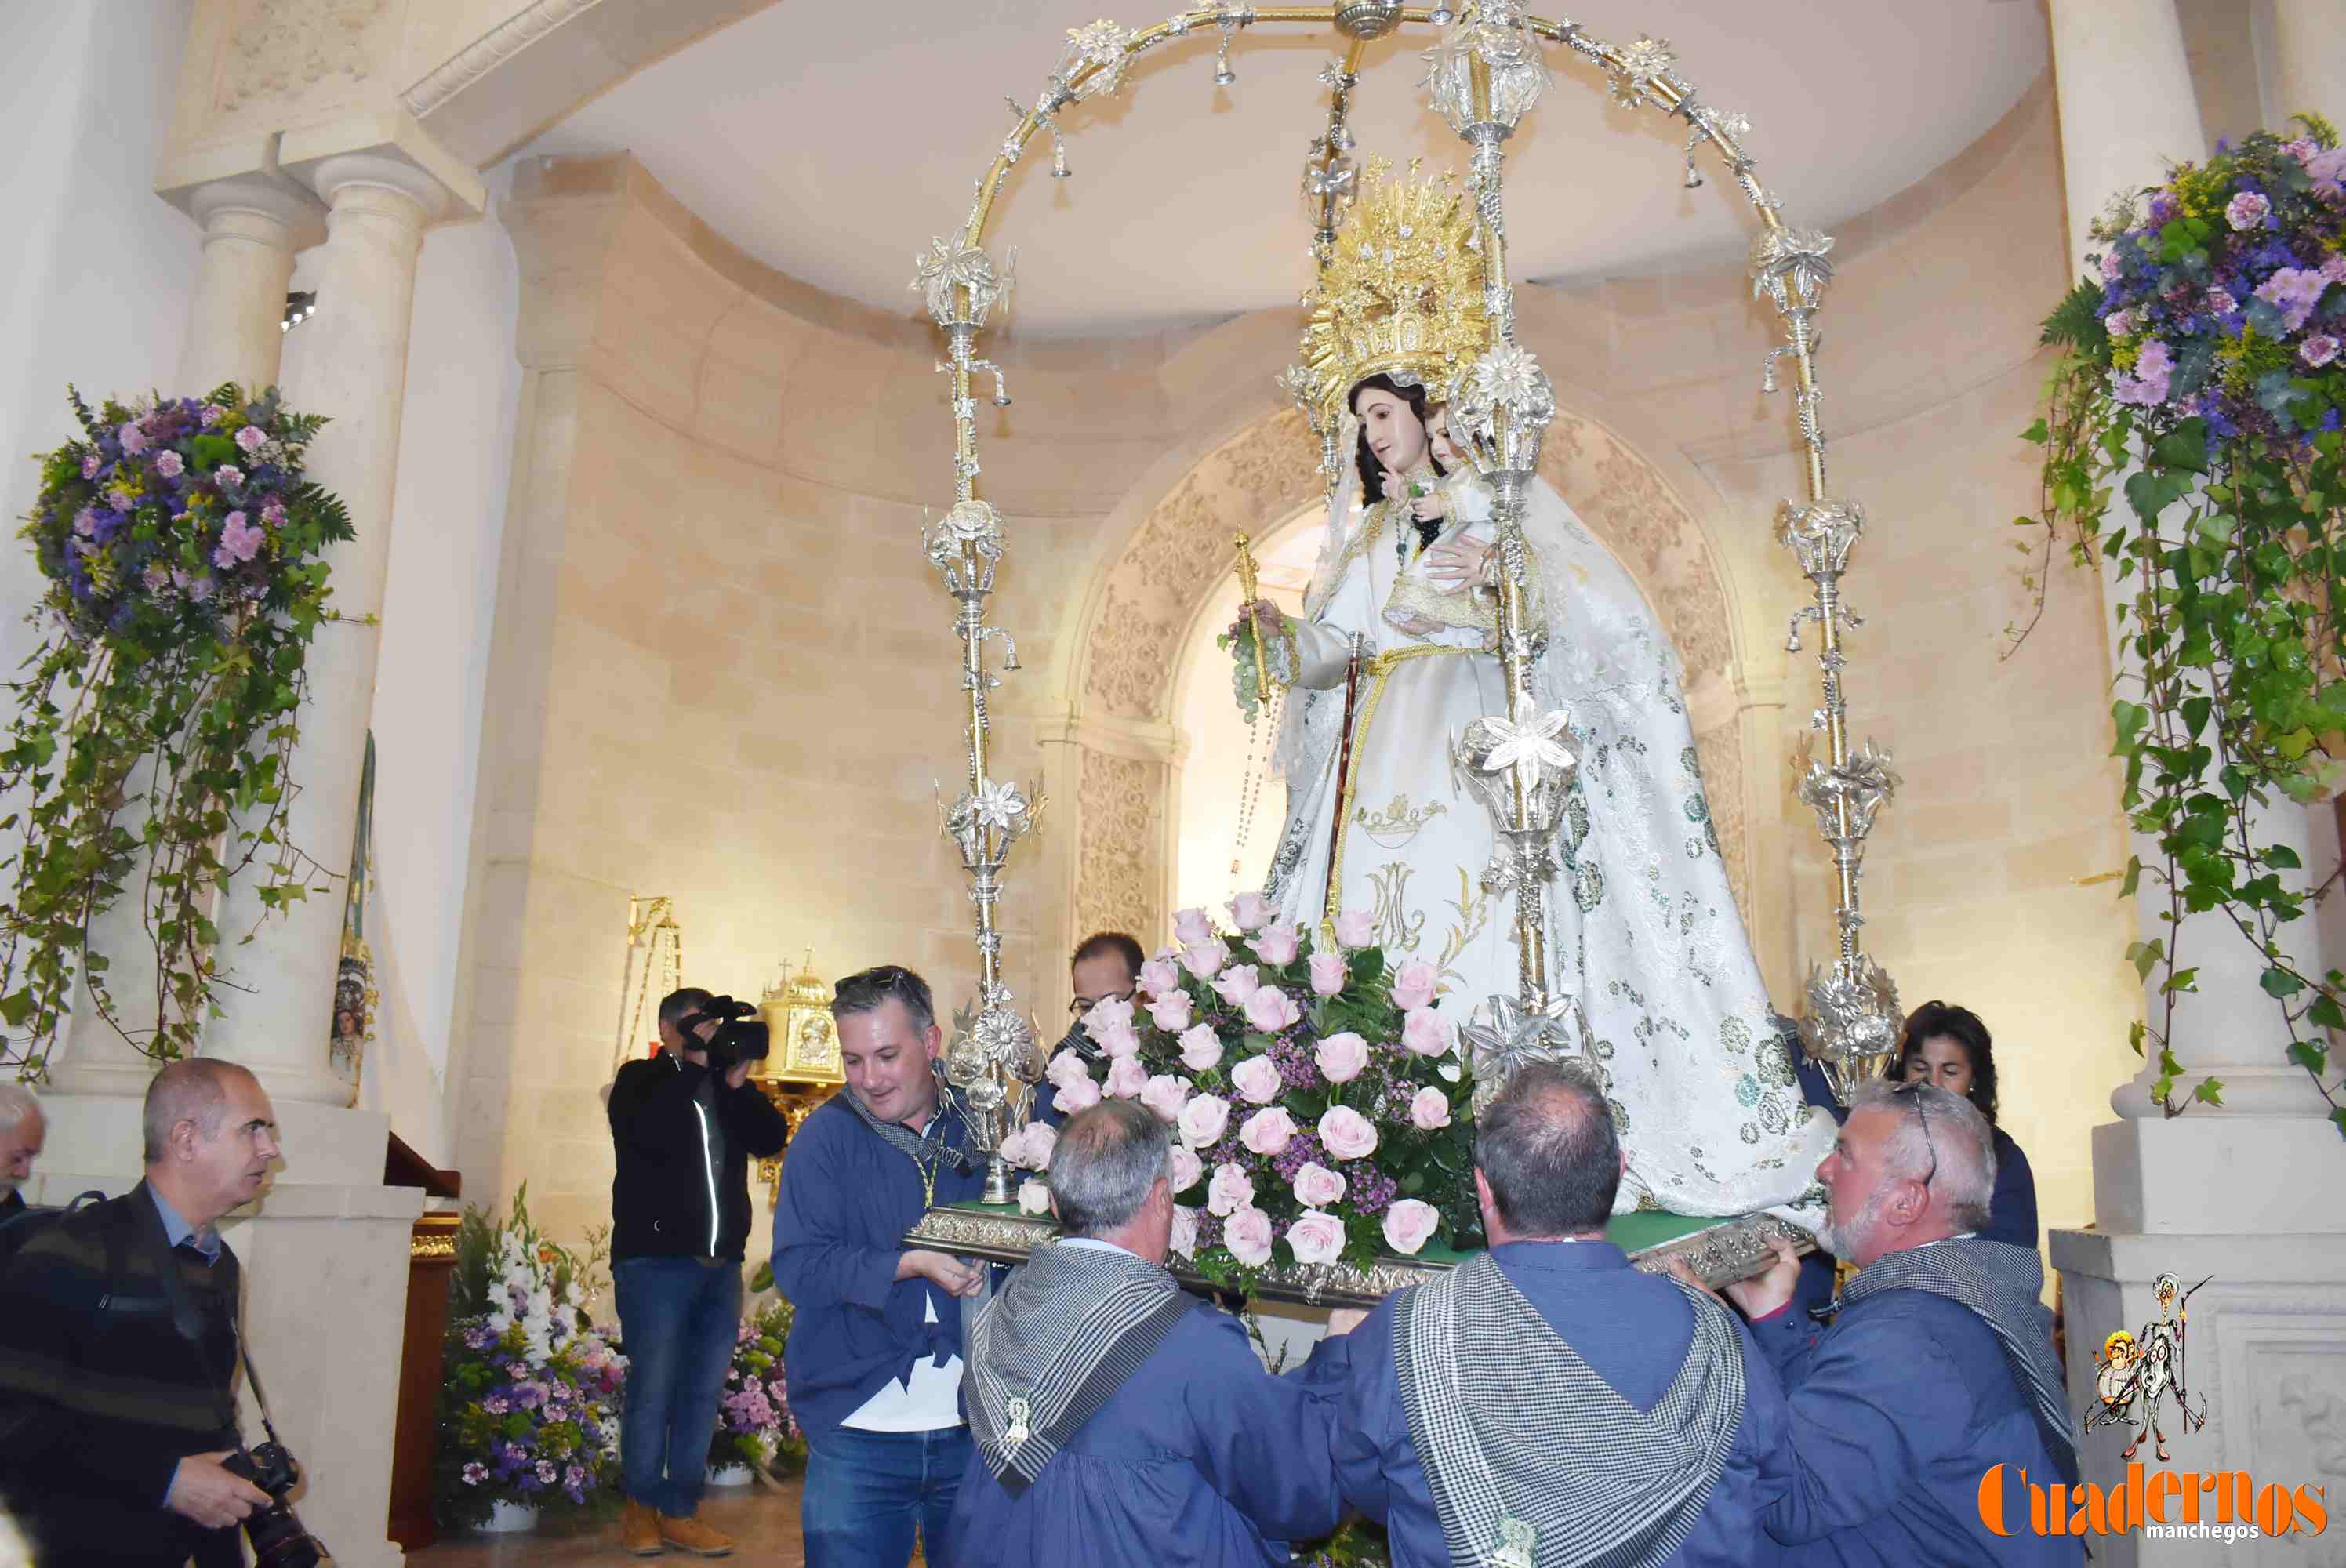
[2049,8,2346,1559]
[205,151,447,1116]
[2267,0,2346,132]
[46,175,317,1103]
[2047,0,2205,276]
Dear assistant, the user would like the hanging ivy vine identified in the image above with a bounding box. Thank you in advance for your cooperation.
[2006,120,2346,1138]
[0,383,351,1075]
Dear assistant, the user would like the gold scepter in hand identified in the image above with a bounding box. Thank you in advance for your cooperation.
[1233,534,1272,723]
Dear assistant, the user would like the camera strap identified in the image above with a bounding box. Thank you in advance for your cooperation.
[125,1187,285,1444]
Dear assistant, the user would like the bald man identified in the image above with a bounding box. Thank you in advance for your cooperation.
[0,1060,283,1566]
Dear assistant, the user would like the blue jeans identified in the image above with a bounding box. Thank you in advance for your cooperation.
[801,1425,971,1568]
[612,1256,742,1517]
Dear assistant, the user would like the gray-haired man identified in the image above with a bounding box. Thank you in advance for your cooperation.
[942,1100,1350,1567]
[0,1085,44,1267]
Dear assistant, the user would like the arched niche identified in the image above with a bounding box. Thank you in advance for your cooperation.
[1054,386,1798,996]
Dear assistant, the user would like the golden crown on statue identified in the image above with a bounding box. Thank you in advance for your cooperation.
[1298,157,1489,426]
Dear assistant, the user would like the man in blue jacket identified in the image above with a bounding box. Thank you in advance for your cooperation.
[1723,1080,2083,1566]
[608,987,790,1556]
[1319,1062,1792,1567]
[946,1099,1349,1567]
[773,965,988,1568]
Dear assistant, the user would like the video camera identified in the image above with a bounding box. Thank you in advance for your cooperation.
[685,994,770,1068]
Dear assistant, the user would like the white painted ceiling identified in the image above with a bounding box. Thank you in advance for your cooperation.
[525,0,2046,336]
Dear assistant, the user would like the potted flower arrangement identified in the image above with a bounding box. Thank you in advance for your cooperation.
[706,1298,804,1486]
[2011,115,2346,1126]
[1009,894,1479,1285]
[435,1189,626,1532]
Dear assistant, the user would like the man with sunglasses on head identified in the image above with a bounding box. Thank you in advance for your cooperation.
[773,965,989,1568]
[1710,1081,2081,1565]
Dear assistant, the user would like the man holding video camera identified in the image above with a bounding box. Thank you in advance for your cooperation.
[608,986,791,1556]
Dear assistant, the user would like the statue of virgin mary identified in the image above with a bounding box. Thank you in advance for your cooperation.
[1253,163,1831,1219]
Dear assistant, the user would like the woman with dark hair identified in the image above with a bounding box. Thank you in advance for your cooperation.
[1896,1000,2039,1248]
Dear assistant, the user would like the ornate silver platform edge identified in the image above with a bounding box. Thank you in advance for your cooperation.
[906,1205,1813,1308]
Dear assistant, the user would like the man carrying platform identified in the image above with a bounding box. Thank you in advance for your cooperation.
[1317,1061,1792,1567]
[1721,1080,2082,1566]
[944,1099,1350,1567]
[772,964,990,1568]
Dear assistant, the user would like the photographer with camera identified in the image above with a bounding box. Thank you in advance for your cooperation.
[608,986,790,1556]
[0,1059,325,1567]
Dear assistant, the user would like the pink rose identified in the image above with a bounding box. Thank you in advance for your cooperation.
[1382,1199,1442,1256]
[1309,951,1349,996]
[1390,960,1439,1011]
[1149,992,1194,1032]
[1224,1206,1275,1267]
[1291,1161,1346,1208]
[1018,1178,1052,1216]
[1170,1146,1204,1193]
[1401,1008,1454,1058]
[1332,909,1375,949]
[1105,1056,1149,1098]
[1095,1022,1142,1058]
[1207,1163,1255,1217]
[154,449,184,477]
[1178,1093,1233,1149]
[1229,1054,1284,1104]
[1318,1105,1380,1161]
[1244,985,1301,1034]
[1410,1087,1453,1130]
[1227,891,1274,931]
[234,423,266,454]
[1178,1025,1224,1073]
[1139,957,1182,997]
[1173,907,1215,947]
[1240,1105,1298,1156]
[1315,1030,1370,1083]
[1002,1122,1057,1170]
[1181,939,1231,980]
[1213,964,1262,1007]
[1084,995,1136,1033]
[1171,1204,1199,1258]
[1055,1074,1101,1112]
[1139,1073,1192,1121]
[1045,1049,1091,1091]
[1253,922,1300,966]
[1286,1210,1347,1266]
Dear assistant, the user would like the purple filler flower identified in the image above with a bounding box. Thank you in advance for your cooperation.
[2224,191,2271,230]
[80,453,100,479]
[2305,336,2341,369]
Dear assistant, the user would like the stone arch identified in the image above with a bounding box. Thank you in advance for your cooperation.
[1061,395,1780,980]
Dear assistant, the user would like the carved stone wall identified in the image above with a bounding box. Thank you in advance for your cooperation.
[1075,749,1166,946]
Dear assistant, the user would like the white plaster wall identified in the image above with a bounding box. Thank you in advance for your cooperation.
[0,0,198,671]
[286,168,525,1167]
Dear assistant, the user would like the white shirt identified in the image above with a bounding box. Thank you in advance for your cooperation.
[844,1112,966,1433]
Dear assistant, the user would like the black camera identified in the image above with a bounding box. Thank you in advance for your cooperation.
[690,995,770,1067]
[221,1443,325,1568]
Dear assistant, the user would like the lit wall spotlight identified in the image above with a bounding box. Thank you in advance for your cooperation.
[281,291,318,332]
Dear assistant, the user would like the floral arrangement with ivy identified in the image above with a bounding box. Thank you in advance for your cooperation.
[2008,117,2346,1136]
[0,384,352,1073]
[1001,893,1479,1287]
[436,1188,626,1528]
[708,1298,804,1475]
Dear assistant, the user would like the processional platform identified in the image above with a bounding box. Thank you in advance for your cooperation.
[908,1202,1811,1309]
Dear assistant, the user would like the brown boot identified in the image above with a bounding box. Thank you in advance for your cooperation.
[659,1514,735,1558]
[619,1499,663,1557]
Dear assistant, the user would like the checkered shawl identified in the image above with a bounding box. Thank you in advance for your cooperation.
[964,1240,1201,1494]
[1836,1236,2077,1486]
[839,1073,978,1174]
[1394,1251,1748,1568]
